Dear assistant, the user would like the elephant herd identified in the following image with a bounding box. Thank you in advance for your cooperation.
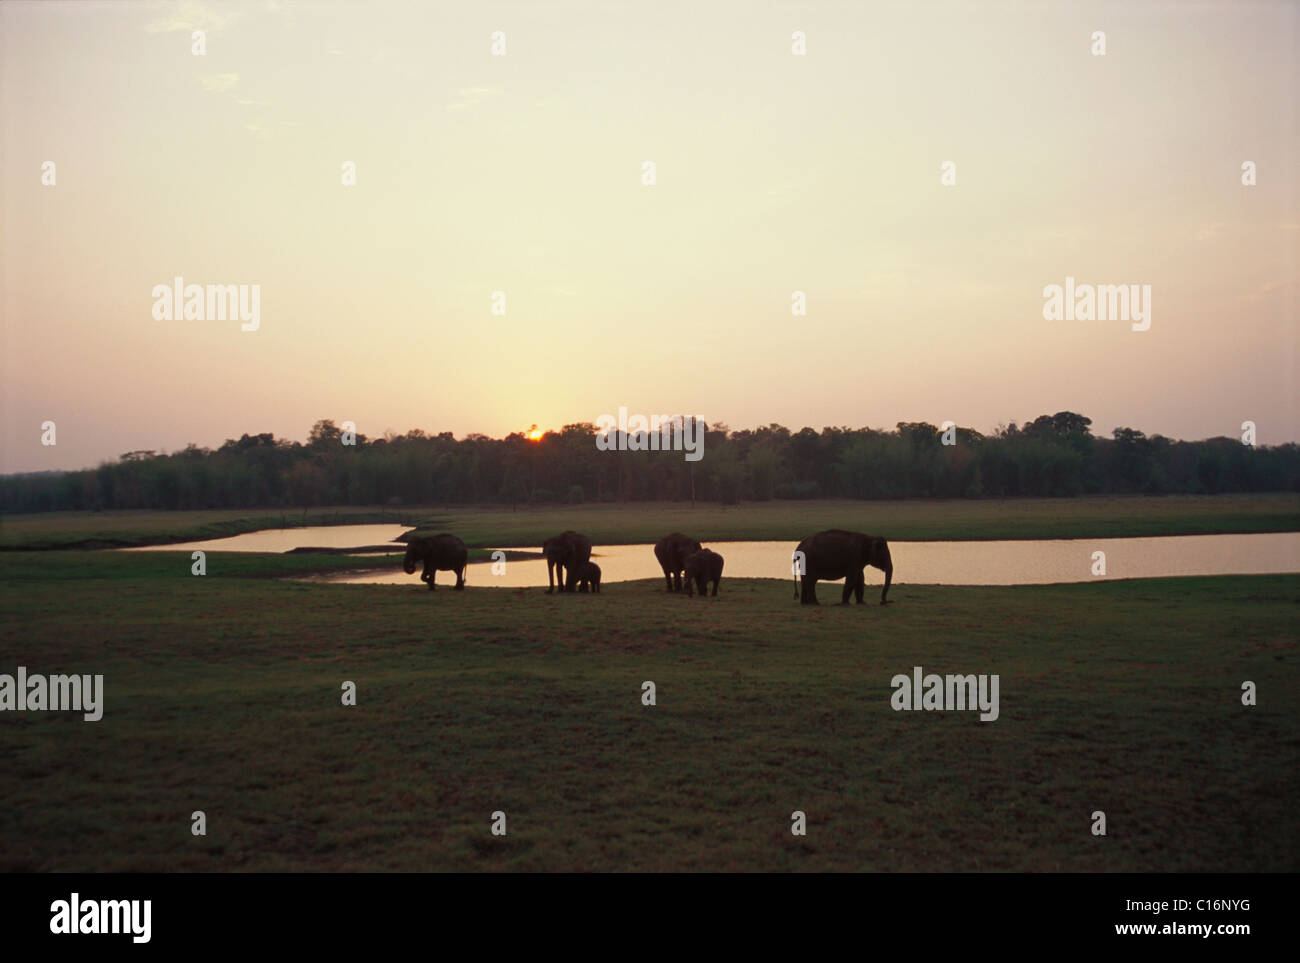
[402,528,893,605]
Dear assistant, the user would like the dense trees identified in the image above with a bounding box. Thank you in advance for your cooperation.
[3,414,1297,513]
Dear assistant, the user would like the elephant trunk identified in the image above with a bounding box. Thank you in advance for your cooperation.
[879,559,893,604]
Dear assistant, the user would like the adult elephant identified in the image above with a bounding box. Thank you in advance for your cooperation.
[654,532,701,591]
[403,533,468,591]
[793,530,893,605]
[683,548,723,598]
[543,531,592,593]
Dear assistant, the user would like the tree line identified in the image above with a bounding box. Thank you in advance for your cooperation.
[3,412,1297,513]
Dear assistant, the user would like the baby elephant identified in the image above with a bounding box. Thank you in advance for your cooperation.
[683,548,723,597]
[574,560,602,593]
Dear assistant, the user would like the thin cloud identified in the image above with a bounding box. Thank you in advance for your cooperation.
[199,73,240,93]
[446,87,503,112]
[1236,279,1295,304]
[143,0,244,34]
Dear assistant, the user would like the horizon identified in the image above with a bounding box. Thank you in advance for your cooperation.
[4,408,1290,479]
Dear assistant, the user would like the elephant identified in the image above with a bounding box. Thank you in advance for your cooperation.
[574,561,602,593]
[654,532,702,591]
[683,548,723,597]
[542,531,592,593]
[793,530,893,605]
[402,533,468,591]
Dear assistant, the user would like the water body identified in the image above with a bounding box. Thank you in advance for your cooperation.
[286,531,1299,588]
[123,524,412,554]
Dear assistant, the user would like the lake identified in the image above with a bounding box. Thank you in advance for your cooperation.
[127,526,1298,588]
[124,524,412,554]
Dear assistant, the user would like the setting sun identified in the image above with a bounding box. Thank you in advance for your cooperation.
[527,427,545,441]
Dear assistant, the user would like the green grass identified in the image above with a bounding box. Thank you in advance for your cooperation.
[0,507,411,550]
[0,550,410,581]
[0,548,1295,872]
[2,493,1298,549]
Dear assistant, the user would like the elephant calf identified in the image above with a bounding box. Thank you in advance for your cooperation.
[574,561,602,593]
[793,529,892,605]
[402,533,468,591]
[683,548,723,597]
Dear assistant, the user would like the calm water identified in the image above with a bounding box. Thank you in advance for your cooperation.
[124,524,411,553]
[120,525,1299,586]
[291,532,1300,588]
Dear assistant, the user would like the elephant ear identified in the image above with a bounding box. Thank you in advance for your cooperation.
[858,535,872,563]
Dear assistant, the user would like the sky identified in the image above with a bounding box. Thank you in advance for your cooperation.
[2,0,1296,473]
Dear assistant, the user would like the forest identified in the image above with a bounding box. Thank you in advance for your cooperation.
[3,412,1297,513]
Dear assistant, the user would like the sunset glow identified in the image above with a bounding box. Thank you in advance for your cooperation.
[1,0,1294,475]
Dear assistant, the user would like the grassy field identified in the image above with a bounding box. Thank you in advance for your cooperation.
[2,492,1298,549]
[0,507,412,550]
[0,547,1295,872]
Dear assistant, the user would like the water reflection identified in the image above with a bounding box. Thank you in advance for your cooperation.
[310,533,1300,588]
[124,524,412,553]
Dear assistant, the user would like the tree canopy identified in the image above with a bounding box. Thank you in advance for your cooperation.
[3,414,1296,512]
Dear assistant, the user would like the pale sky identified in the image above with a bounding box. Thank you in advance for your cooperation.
[2,0,1296,473]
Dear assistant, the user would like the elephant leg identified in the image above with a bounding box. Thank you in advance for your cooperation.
[454,566,465,590]
[711,578,718,597]
[840,579,853,604]
[673,571,683,592]
[546,561,556,594]
[854,572,866,604]
[801,575,818,605]
[663,571,673,591]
